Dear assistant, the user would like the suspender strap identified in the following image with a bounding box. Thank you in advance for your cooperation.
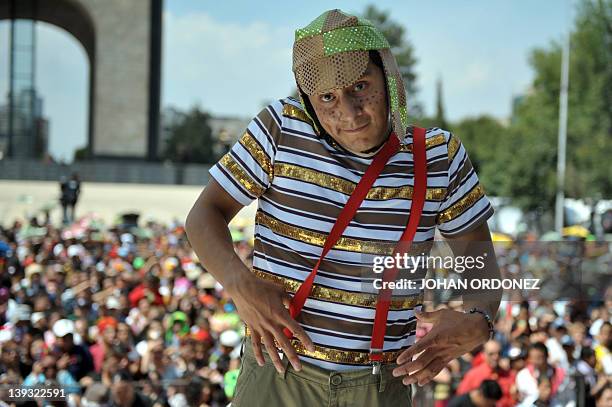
[370,126,427,362]
[284,133,400,336]
[283,127,428,360]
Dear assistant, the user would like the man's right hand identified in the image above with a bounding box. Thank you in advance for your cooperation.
[227,272,315,374]
[185,180,314,373]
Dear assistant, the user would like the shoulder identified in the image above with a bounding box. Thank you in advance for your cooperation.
[253,97,315,138]
[277,96,316,128]
[253,97,320,149]
[400,127,455,162]
[259,96,305,121]
[516,368,533,382]
[402,126,453,148]
[464,362,488,378]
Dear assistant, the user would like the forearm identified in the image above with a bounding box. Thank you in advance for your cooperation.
[461,240,501,319]
[185,202,253,294]
[445,223,502,337]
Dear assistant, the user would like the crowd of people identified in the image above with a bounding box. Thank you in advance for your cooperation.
[420,238,612,407]
[0,214,251,406]
[0,213,610,407]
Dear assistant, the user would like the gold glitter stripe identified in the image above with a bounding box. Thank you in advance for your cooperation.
[220,154,265,197]
[447,135,461,162]
[245,326,411,365]
[238,131,274,182]
[399,133,446,153]
[437,184,485,224]
[282,104,313,125]
[275,162,446,201]
[253,268,423,310]
[257,211,398,255]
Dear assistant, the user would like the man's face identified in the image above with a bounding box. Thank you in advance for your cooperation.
[103,327,116,344]
[600,324,611,348]
[308,59,389,155]
[597,388,612,407]
[528,348,547,370]
[484,341,501,369]
[56,334,74,352]
[112,381,135,405]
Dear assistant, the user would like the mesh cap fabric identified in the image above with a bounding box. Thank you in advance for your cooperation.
[292,9,410,142]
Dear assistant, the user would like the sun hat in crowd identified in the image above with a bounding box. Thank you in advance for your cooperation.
[168,393,188,407]
[31,312,45,325]
[9,304,31,323]
[219,330,241,348]
[105,296,121,310]
[25,263,43,280]
[53,318,75,338]
[0,327,13,343]
[508,347,524,360]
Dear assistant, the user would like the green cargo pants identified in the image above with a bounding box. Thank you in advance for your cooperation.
[231,341,413,407]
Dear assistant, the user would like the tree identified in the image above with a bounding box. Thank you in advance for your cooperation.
[434,77,448,130]
[361,5,422,117]
[163,106,216,164]
[501,0,612,214]
[452,116,509,198]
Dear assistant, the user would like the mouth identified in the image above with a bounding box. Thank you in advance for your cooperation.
[342,123,369,134]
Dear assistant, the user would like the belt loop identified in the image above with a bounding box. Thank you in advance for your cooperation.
[378,366,388,393]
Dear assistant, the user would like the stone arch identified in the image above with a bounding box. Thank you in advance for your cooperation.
[0,0,161,160]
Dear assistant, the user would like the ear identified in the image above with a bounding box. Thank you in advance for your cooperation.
[298,88,323,136]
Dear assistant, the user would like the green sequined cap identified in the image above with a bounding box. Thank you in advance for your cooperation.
[292,9,409,143]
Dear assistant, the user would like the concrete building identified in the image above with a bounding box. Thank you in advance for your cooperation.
[0,0,162,160]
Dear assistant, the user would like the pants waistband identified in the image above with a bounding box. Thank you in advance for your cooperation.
[240,339,402,393]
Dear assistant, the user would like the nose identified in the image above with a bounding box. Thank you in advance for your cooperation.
[337,93,363,122]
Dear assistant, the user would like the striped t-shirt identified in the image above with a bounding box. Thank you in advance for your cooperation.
[209,97,494,371]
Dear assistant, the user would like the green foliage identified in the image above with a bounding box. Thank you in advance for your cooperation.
[452,116,509,198]
[361,5,422,117]
[435,78,449,130]
[501,0,612,212]
[73,146,88,161]
[163,106,216,164]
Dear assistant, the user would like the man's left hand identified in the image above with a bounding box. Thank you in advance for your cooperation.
[392,308,489,386]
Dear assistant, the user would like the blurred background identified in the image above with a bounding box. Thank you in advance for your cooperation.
[0,1,610,406]
[0,0,609,234]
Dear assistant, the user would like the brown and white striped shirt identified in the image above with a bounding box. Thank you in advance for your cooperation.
[209,97,494,370]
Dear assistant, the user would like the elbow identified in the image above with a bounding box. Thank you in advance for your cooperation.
[185,203,200,240]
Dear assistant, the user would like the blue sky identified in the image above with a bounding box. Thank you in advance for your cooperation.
[0,0,574,161]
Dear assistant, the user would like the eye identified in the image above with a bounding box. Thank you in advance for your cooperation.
[320,93,335,103]
[353,82,367,92]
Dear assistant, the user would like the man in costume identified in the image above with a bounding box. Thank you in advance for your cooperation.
[186,9,501,406]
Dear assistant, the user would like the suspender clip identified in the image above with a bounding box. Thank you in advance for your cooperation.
[370,348,383,375]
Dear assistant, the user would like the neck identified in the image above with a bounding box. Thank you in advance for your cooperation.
[354,130,392,158]
[354,142,386,158]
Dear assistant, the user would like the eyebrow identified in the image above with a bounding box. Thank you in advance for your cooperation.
[360,65,375,78]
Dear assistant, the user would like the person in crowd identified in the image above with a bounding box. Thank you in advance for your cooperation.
[59,173,81,224]
[516,342,569,406]
[593,381,612,407]
[448,380,503,407]
[52,318,95,381]
[594,321,612,375]
[110,371,152,407]
[0,208,609,404]
[456,340,516,407]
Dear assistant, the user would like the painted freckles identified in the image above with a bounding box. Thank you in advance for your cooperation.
[308,60,389,156]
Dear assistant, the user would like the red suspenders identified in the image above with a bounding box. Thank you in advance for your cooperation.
[284,127,428,373]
